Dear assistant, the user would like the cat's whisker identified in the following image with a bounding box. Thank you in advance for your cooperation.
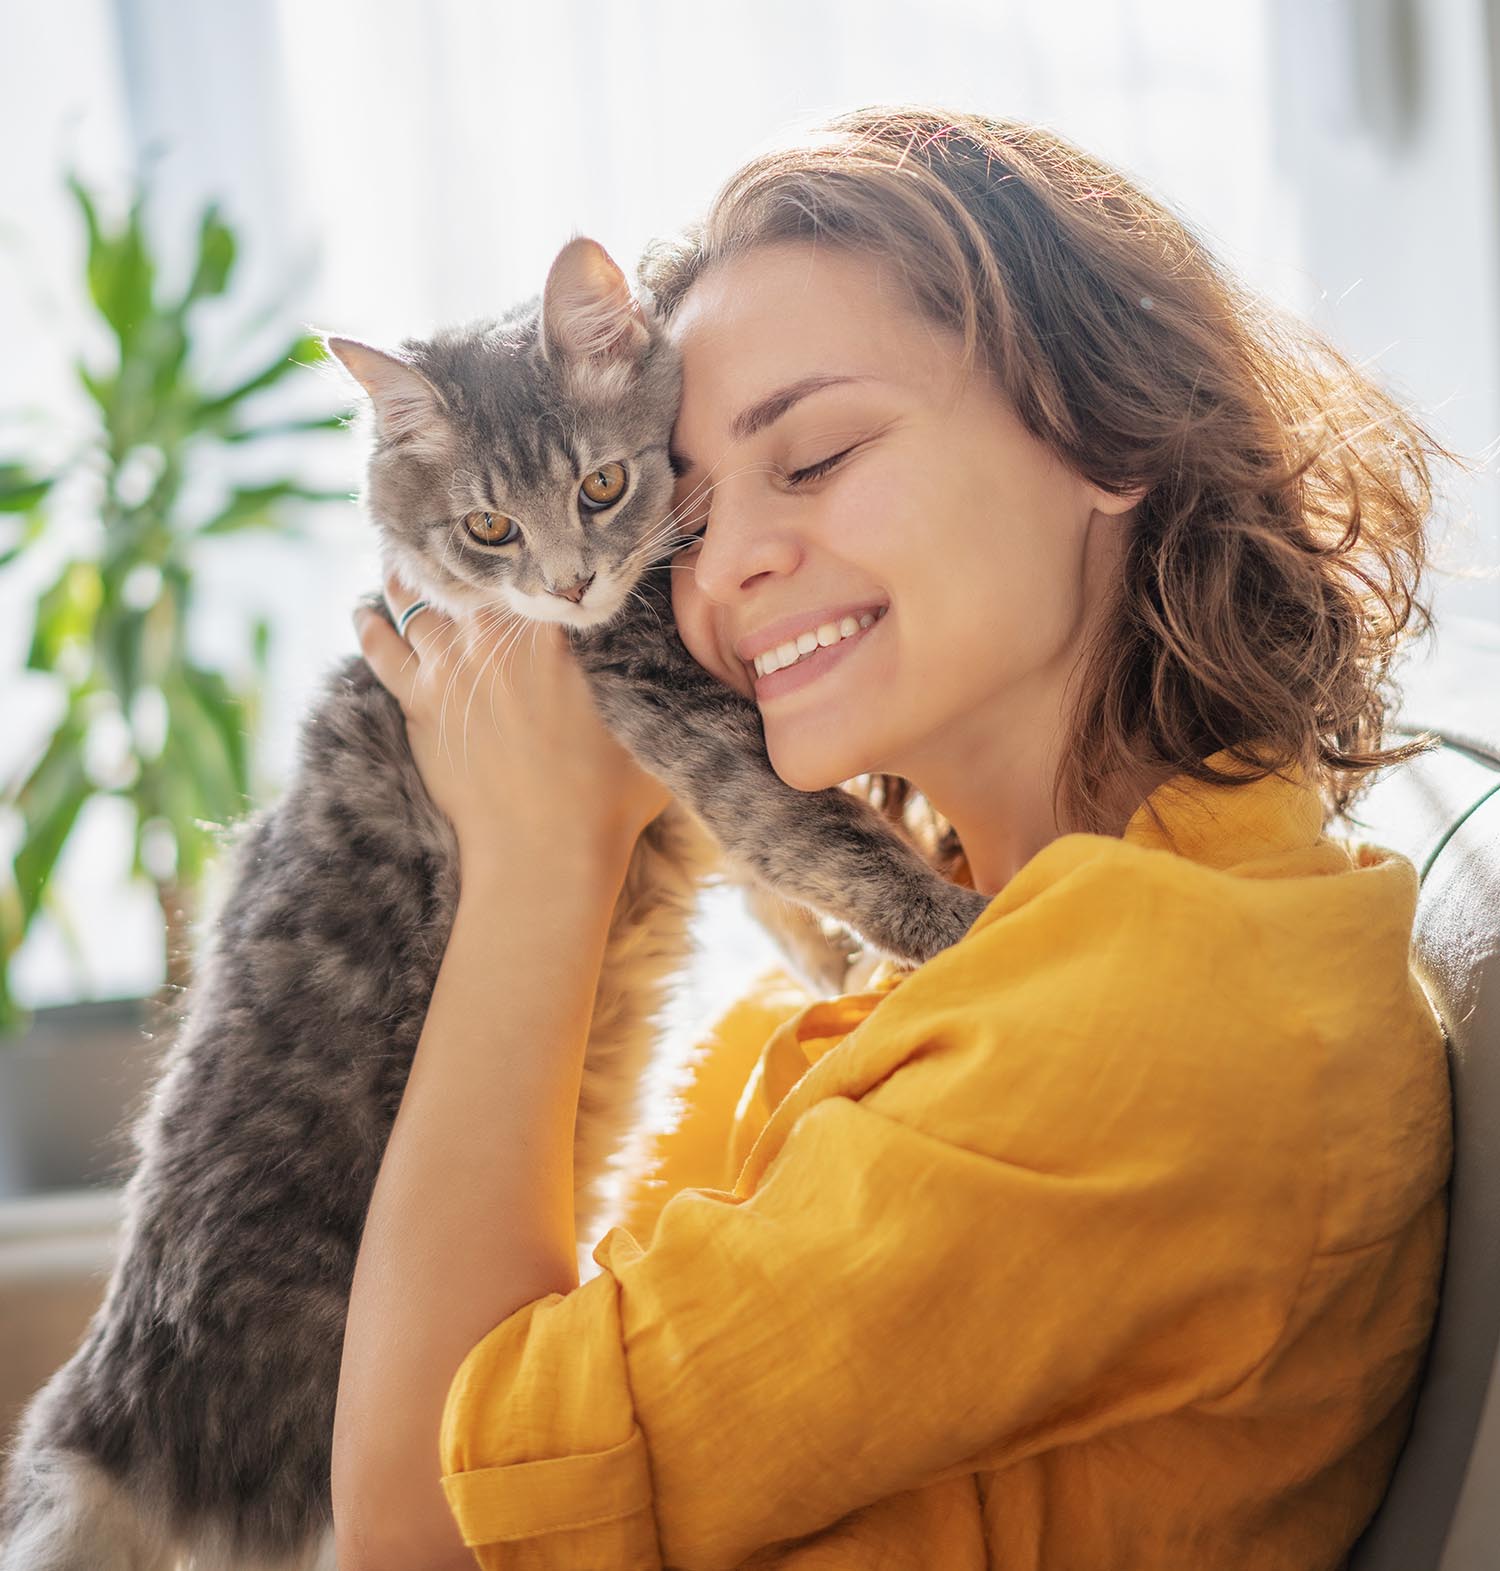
[619,574,670,631]
[488,617,539,711]
[642,474,732,541]
[483,615,530,731]
[438,517,467,578]
[625,586,670,644]
[457,606,515,761]
[432,613,487,768]
[445,628,484,769]
[488,609,536,703]
[622,460,780,571]
[490,619,529,686]
[618,468,721,557]
[405,620,450,678]
[528,618,542,680]
[443,605,514,767]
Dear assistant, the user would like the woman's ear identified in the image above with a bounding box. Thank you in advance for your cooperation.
[1090,479,1150,518]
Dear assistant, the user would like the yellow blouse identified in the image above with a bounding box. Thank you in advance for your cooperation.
[438,749,1452,1569]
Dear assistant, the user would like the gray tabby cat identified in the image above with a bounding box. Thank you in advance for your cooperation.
[0,236,988,1570]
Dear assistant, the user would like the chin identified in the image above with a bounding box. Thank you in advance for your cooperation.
[766,739,867,795]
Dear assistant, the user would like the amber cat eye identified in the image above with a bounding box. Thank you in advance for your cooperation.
[464,511,514,545]
[580,461,627,509]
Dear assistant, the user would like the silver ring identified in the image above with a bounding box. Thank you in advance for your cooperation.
[394,599,431,639]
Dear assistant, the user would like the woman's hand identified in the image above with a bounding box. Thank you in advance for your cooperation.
[353,572,674,878]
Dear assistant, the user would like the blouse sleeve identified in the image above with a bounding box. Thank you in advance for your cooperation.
[437,892,1320,1569]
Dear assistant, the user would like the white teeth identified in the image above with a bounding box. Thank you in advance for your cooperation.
[753,607,885,678]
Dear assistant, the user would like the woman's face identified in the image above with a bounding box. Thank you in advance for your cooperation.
[667,241,1141,800]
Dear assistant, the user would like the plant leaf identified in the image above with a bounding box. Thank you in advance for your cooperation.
[195,480,345,536]
[0,975,27,1036]
[0,463,52,514]
[162,672,249,824]
[250,615,272,676]
[182,203,236,306]
[25,561,102,672]
[222,411,351,443]
[0,870,30,1031]
[0,509,47,571]
[65,171,104,286]
[70,174,156,356]
[10,725,92,933]
[98,605,148,705]
[180,664,251,801]
[148,316,192,410]
[151,702,243,888]
[197,332,328,420]
[76,358,116,414]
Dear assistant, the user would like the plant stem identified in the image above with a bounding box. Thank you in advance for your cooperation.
[156,877,195,1001]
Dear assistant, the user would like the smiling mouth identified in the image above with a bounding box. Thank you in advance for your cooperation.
[749,605,888,699]
[749,606,887,679]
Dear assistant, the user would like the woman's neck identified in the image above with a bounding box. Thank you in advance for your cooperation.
[932,753,1177,899]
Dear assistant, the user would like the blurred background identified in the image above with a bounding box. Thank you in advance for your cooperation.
[1,0,1498,1428]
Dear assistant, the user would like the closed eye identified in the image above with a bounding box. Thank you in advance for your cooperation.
[787,446,854,486]
[672,445,854,553]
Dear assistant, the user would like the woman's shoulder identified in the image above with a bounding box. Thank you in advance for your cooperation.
[935,753,1430,1026]
[845,766,1447,1253]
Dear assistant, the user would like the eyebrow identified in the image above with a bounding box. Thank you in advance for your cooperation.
[669,373,874,475]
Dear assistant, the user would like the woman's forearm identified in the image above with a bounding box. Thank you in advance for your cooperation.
[331,846,628,1571]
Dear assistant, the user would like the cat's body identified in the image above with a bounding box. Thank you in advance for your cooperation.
[0,238,987,1570]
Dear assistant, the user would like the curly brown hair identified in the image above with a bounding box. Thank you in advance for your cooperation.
[638,104,1472,877]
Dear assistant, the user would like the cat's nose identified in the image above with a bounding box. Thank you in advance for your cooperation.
[549,572,595,605]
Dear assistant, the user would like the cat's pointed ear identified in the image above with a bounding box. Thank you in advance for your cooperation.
[540,237,652,397]
[322,335,449,452]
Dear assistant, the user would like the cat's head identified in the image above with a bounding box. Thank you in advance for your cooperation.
[324,236,683,629]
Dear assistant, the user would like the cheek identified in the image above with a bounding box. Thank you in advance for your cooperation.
[819,456,920,579]
[668,545,706,651]
[670,549,754,699]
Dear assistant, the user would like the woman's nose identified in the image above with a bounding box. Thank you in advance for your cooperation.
[685,481,801,604]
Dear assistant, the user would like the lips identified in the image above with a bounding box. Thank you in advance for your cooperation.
[750,602,887,700]
[734,600,890,667]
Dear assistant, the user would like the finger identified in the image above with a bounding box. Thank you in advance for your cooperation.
[355,606,421,709]
[384,572,447,651]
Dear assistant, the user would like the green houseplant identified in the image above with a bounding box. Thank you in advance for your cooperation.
[0,172,348,1189]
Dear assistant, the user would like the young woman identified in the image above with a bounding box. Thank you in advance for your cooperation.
[332,107,1458,1569]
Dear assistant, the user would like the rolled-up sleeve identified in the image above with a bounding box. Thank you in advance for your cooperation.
[437,1066,1315,1569]
[439,1263,659,1564]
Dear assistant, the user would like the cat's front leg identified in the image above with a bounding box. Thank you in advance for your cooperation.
[572,569,991,970]
[666,745,991,968]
